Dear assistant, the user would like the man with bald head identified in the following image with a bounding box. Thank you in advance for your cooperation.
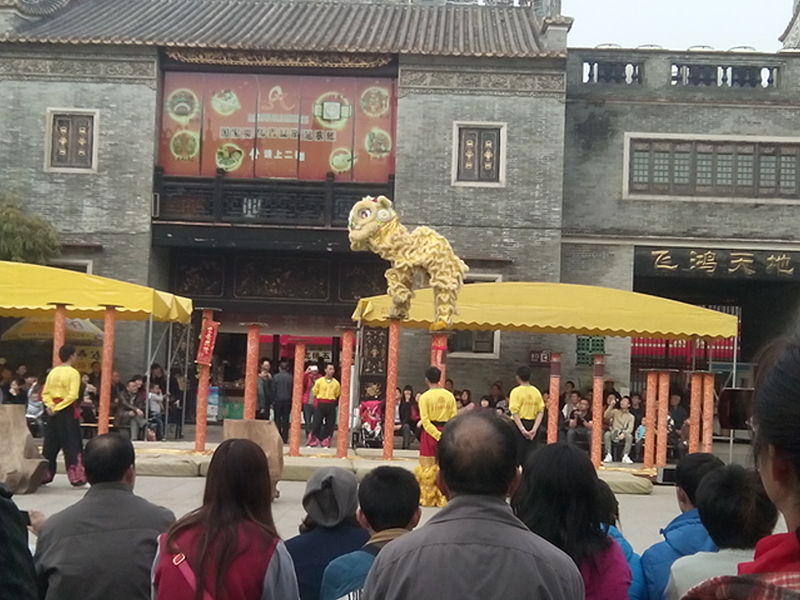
[363,412,584,600]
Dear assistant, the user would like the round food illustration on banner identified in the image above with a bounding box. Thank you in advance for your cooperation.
[365,127,392,159]
[216,142,245,172]
[210,89,241,117]
[360,86,390,118]
[313,92,353,130]
[170,130,200,161]
[166,88,200,124]
[330,148,356,174]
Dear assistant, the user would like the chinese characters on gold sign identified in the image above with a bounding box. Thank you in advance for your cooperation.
[646,249,797,278]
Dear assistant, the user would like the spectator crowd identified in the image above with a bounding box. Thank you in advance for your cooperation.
[4,338,800,599]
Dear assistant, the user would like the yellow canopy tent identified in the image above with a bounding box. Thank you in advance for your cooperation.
[1,317,104,342]
[0,261,192,323]
[352,281,738,340]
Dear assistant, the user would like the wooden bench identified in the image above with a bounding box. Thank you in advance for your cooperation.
[80,419,130,439]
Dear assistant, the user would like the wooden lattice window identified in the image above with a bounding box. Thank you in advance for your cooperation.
[48,112,96,171]
[456,126,502,183]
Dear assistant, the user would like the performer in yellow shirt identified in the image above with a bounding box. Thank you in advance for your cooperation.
[416,366,457,507]
[509,365,545,467]
[308,363,341,448]
[41,344,86,486]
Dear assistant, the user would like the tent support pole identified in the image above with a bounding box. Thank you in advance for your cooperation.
[144,314,154,422]
[50,303,67,368]
[98,305,118,435]
[165,323,173,439]
[182,323,190,440]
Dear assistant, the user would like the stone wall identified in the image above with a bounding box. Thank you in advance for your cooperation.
[393,56,569,394]
[0,43,159,372]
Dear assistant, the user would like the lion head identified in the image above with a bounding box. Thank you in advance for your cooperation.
[348,195,397,251]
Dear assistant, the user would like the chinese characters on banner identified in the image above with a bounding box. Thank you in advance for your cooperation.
[159,72,396,183]
[195,321,220,366]
[637,248,799,279]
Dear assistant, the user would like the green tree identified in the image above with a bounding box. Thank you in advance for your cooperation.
[0,198,61,263]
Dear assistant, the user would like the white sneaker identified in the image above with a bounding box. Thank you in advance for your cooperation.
[603,453,613,463]
[622,455,633,464]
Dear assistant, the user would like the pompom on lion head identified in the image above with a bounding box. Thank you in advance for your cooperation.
[348,195,397,251]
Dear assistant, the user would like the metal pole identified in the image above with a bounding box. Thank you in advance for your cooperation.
[181,323,190,439]
[165,322,172,439]
[145,314,154,421]
[731,335,739,387]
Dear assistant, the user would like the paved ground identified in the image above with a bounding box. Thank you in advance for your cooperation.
[17,474,684,555]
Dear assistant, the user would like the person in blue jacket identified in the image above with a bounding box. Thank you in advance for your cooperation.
[640,453,724,600]
[597,479,646,600]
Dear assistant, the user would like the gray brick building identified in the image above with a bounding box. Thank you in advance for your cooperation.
[0,0,798,402]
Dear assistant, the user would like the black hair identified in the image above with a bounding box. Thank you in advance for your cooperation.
[132,374,144,382]
[566,380,575,387]
[58,344,76,363]
[512,444,610,566]
[516,365,532,382]
[438,412,517,497]
[359,466,420,531]
[675,452,724,506]
[752,339,800,480]
[279,361,289,372]
[696,464,777,549]
[84,433,135,484]
[596,479,620,528]
[445,378,454,384]
[425,366,442,384]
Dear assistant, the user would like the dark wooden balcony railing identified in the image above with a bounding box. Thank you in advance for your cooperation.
[152,168,395,228]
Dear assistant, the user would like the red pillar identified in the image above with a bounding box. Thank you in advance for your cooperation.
[51,303,67,367]
[702,372,715,453]
[591,355,605,468]
[243,323,261,420]
[547,353,561,444]
[688,372,702,454]
[288,342,306,457]
[98,306,117,435]
[336,329,355,459]
[643,371,658,469]
[194,308,216,453]
[383,320,401,460]
[656,371,671,468]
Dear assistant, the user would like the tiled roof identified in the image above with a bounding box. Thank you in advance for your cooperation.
[1,0,556,58]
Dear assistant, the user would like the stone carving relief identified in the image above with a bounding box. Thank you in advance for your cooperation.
[398,68,566,98]
[0,55,156,87]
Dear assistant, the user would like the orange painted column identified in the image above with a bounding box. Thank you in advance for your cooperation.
[547,353,562,444]
[98,306,117,435]
[288,342,306,457]
[591,355,605,468]
[702,372,715,453]
[194,308,215,453]
[644,371,658,469]
[336,329,355,459]
[243,323,261,420]
[688,372,703,454]
[656,371,671,468]
[383,320,401,460]
[51,303,67,367]
[430,332,448,382]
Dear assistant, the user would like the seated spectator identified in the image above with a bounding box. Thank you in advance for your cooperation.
[398,385,420,450]
[567,397,594,447]
[666,464,777,599]
[147,383,166,440]
[364,412,583,600]
[513,444,631,599]
[320,467,420,600]
[115,378,146,440]
[0,483,38,600]
[668,393,689,459]
[630,393,644,431]
[457,388,475,413]
[34,434,174,600]
[152,439,299,600]
[286,467,369,600]
[603,395,635,464]
[5,377,27,404]
[640,452,724,600]
[597,479,646,600]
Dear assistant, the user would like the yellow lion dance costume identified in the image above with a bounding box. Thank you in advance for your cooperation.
[348,195,468,329]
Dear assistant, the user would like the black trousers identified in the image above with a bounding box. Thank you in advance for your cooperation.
[42,407,86,485]
[517,418,538,467]
[312,402,337,441]
[273,402,291,443]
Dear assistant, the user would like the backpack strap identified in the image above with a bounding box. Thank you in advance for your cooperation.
[361,543,383,557]
[172,551,215,600]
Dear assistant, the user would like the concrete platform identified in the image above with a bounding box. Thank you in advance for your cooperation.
[50,441,653,495]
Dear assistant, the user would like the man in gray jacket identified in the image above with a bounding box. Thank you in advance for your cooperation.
[363,412,584,600]
[34,433,175,600]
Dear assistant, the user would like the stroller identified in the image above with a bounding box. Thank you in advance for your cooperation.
[353,399,384,449]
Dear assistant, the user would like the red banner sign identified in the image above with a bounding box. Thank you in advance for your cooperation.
[195,321,220,366]
[159,73,396,183]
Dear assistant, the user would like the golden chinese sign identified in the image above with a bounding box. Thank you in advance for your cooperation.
[636,248,798,279]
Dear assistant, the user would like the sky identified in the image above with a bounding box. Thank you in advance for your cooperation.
[562,0,794,52]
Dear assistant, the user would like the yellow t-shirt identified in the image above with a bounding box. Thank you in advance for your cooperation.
[312,377,341,401]
[509,384,545,421]
[42,365,81,412]
[419,388,458,441]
